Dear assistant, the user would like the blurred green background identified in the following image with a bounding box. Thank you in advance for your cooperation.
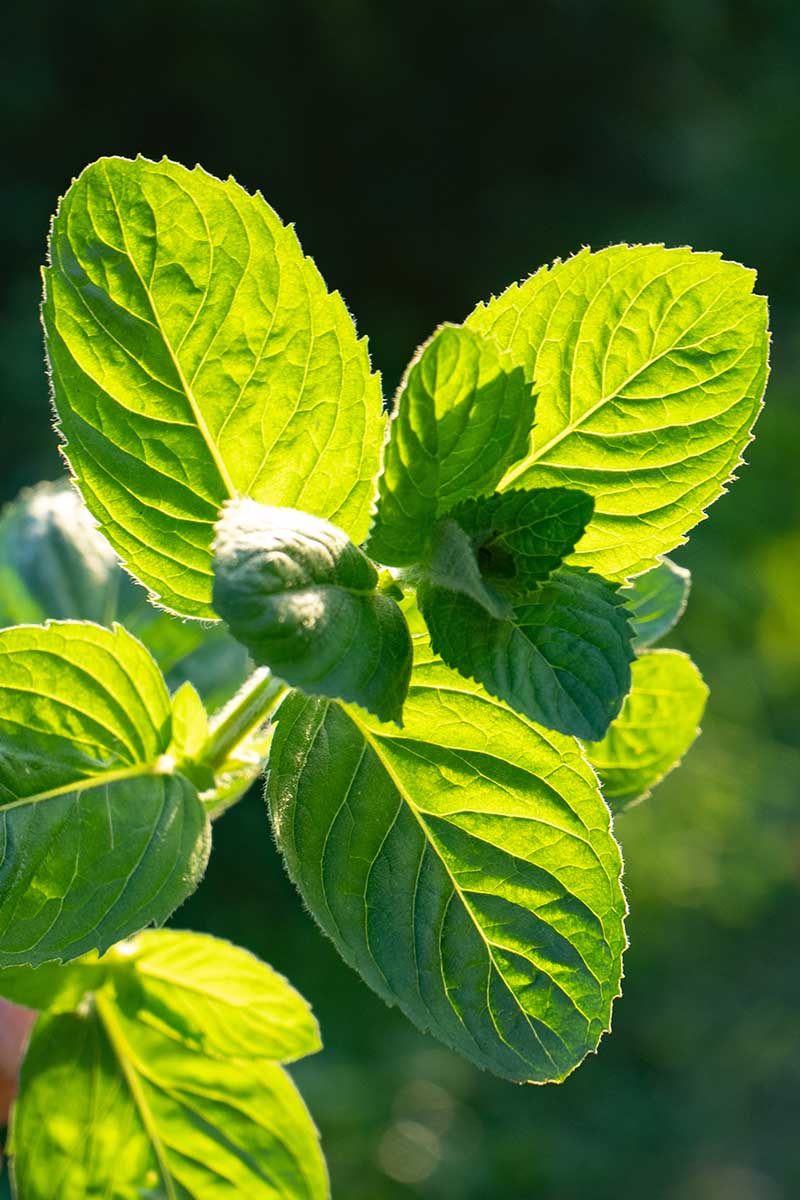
[2,2,799,1197]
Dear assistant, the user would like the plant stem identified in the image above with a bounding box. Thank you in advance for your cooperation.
[201,668,288,772]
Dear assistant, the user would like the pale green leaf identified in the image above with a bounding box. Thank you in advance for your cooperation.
[213,499,412,723]
[0,929,319,1063]
[110,929,321,1063]
[465,245,769,579]
[0,479,250,713]
[0,622,210,966]
[417,566,634,740]
[10,1001,328,1199]
[43,155,384,618]
[447,486,595,594]
[366,325,534,566]
[622,557,691,649]
[268,627,626,1084]
[584,649,708,811]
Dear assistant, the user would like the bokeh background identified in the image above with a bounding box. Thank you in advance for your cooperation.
[3,2,800,1197]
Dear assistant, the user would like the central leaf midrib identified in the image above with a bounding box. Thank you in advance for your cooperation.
[0,760,177,812]
[94,991,179,1200]
[498,282,746,490]
[101,161,237,501]
[347,707,564,1077]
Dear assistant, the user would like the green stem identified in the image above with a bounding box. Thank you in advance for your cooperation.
[200,668,288,772]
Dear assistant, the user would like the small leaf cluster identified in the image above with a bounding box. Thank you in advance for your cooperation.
[0,155,769,1195]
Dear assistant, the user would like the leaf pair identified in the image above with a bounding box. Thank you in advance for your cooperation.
[365,324,634,738]
[1,930,327,1198]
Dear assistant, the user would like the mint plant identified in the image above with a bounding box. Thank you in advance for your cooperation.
[0,155,769,1198]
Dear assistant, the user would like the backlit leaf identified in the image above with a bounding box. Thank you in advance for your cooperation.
[584,649,708,811]
[268,624,626,1084]
[0,622,210,966]
[622,557,691,649]
[466,245,769,579]
[366,325,534,566]
[43,155,384,618]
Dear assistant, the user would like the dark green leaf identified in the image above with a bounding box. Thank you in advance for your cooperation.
[447,487,594,595]
[418,567,634,740]
[213,500,412,723]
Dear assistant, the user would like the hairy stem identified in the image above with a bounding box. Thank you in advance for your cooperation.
[201,668,288,773]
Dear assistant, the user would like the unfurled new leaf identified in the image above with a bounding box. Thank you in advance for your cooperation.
[466,245,769,579]
[213,500,412,723]
[268,625,627,1084]
[418,566,634,740]
[623,557,691,649]
[447,487,594,595]
[584,649,708,811]
[0,622,210,966]
[366,325,534,566]
[44,155,384,618]
[425,519,512,619]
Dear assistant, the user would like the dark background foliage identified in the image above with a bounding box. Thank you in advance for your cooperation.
[2,2,800,1196]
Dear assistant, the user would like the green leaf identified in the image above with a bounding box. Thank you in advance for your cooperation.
[0,622,210,966]
[622,557,691,649]
[0,479,251,713]
[447,487,595,594]
[366,324,534,566]
[213,499,412,723]
[0,954,108,1014]
[0,928,320,1063]
[43,154,384,618]
[584,649,709,811]
[417,567,634,740]
[113,930,321,1063]
[268,629,626,1084]
[465,245,769,579]
[10,1001,328,1199]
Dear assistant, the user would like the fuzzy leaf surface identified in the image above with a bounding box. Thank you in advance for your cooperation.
[448,487,594,595]
[268,627,626,1084]
[10,1003,328,1199]
[418,567,634,740]
[622,557,691,649]
[584,649,708,811]
[0,622,210,966]
[366,325,534,566]
[213,500,412,723]
[43,155,383,617]
[466,245,769,579]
